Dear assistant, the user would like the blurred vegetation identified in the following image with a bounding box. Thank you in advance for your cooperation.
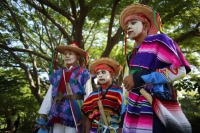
[0,0,199,132]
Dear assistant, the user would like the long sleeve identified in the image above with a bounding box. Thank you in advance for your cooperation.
[130,34,190,88]
[133,66,186,87]
[84,77,92,101]
[141,66,186,84]
[38,85,53,115]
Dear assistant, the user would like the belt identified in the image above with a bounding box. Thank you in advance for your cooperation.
[54,95,84,106]
[62,95,84,100]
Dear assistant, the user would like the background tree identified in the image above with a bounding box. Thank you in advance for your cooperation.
[0,0,200,132]
[0,68,40,131]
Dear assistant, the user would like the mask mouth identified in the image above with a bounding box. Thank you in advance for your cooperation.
[64,58,70,62]
[127,31,133,35]
[98,79,106,82]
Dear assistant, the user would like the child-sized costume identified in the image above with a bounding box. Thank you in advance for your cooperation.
[82,58,123,133]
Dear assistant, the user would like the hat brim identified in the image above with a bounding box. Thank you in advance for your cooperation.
[56,45,86,57]
[119,4,160,35]
[89,58,122,77]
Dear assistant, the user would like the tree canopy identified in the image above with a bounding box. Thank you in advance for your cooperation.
[0,0,200,131]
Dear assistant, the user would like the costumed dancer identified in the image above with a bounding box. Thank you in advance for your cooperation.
[119,4,192,133]
[81,57,123,133]
[38,42,91,133]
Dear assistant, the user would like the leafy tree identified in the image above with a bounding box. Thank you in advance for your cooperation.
[0,0,200,131]
[0,68,40,130]
[177,90,200,133]
[0,0,199,103]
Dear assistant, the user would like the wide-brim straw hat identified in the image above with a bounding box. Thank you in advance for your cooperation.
[56,43,86,57]
[119,4,161,35]
[89,57,122,77]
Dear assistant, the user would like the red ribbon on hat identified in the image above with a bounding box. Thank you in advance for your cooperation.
[71,42,79,47]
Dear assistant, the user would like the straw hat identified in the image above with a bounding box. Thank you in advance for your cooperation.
[89,58,122,77]
[56,42,87,57]
[119,4,161,35]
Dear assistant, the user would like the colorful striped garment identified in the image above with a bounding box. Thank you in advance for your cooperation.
[152,96,192,133]
[82,84,123,133]
[122,33,191,133]
[128,34,190,72]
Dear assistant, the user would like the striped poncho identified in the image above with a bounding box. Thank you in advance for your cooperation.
[82,84,123,133]
[122,33,191,133]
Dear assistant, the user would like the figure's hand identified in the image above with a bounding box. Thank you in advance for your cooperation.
[77,115,86,133]
[42,114,48,122]
[40,125,47,129]
[85,118,91,133]
[77,116,91,133]
[123,74,135,91]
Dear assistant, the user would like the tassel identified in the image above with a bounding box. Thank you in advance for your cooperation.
[124,32,127,56]
[121,32,124,55]
[153,10,163,33]
[85,52,89,67]
[49,49,57,76]
[53,51,58,69]
[121,31,127,56]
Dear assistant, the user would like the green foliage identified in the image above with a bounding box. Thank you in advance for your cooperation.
[0,0,200,131]
[0,68,40,131]
[178,92,200,133]
[174,77,200,94]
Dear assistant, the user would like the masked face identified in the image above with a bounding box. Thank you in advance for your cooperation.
[63,50,78,65]
[126,20,143,39]
[96,69,111,84]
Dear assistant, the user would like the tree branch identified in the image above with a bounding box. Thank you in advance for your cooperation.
[102,0,121,57]
[174,22,200,43]
[36,0,75,22]
[0,43,51,61]
[1,0,25,42]
[0,42,43,103]
[25,0,72,42]
[101,27,123,57]
[69,0,77,20]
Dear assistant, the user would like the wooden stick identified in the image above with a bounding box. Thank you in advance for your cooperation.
[139,88,153,105]
[97,100,109,126]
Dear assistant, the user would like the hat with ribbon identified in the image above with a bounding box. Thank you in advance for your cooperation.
[55,42,87,57]
[119,4,162,35]
[89,58,122,77]
[49,42,88,76]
